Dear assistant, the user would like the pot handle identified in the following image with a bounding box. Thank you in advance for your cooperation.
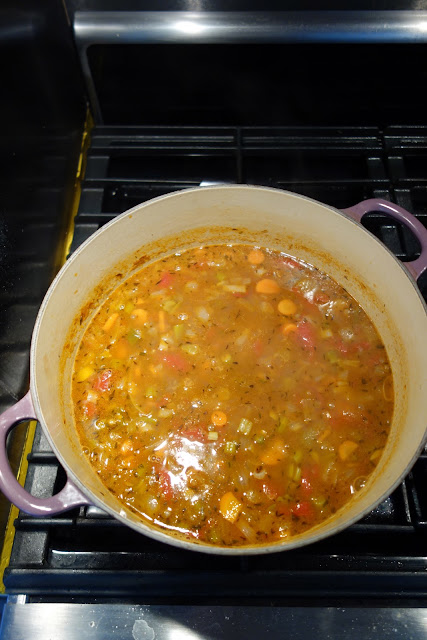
[342,198,427,281]
[0,391,90,515]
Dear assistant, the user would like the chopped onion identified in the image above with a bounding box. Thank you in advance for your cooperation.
[252,467,266,480]
[339,328,354,341]
[235,517,257,542]
[158,408,174,418]
[86,390,99,403]
[196,306,210,321]
[222,284,247,293]
[235,332,249,347]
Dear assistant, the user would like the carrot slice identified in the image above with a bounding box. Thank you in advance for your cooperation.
[339,440,359,461]
[261,438,287,465]
[103,312,119,333]
[281,323,298,335]
[219,492,242,523]
[255,279,280,294]
[247,249,265,265]
[277,299,297,316]
[131,308,148,325]
[211,410,228,427]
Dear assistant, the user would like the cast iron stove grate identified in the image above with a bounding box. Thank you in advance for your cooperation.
[4,126,427,601]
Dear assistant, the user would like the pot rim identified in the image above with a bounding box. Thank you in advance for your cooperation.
[29,184,427,554]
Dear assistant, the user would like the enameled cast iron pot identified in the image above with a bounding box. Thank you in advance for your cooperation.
[1,186,427,554]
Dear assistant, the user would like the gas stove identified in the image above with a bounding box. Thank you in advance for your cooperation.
[1,5,427,638]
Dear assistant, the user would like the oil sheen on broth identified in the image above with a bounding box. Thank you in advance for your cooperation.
[72,245,393,547]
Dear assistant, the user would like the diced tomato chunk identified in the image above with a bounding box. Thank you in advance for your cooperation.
[335,339,371,355]
[83,401,97,418]
[291,501,315,520]
[252,339,264,357]
[262,481,280,501]
[293,320,316,353]
[93,369,113,393]
[300,476,313,497]
[157,467,173,502]
[158,271,175,288]
[313,291,330,305]
[181,426,207,443]
[161,352,190,373]
[282,257,301,269]
[276,503,291,517]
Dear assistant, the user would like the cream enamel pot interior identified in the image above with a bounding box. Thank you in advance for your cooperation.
[1,185,427,555]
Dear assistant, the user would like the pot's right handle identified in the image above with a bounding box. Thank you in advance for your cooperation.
[0,391,90,515]
[342,198,427,282]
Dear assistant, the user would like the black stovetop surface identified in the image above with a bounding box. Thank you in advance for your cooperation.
[2,124,427,602]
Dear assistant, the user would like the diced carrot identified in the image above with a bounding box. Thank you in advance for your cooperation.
[339,440,359,461]
[103,312,119,333]
[281,323,298,335]
[75,366,95,382]
[120,455,138,470]
[211,410,228,427]
[131,308,148,325]
[112,338,131,360]
[277,299,297,316]
[133,365,142,379]
[93,369,113,393]
[261,438,287,465]
[247,249,265,265]
[120,439,134,454]
[370,448,383,462]
[255,279,280,294]
[317,428,331,443]
[158,310,167,333]
[219,491,242,523]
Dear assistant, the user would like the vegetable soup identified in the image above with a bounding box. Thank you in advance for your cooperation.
[72,245,393,547]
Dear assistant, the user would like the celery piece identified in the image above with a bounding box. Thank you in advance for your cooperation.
[293,449,303,464]
[173,324,185,340]
[124,301,135,314]
[224,441,237,455]
[326,350,339,364]
[210,528,220,544]
[238,418,253,435]
[312,495,326,508]
[278,415,288,433]
[181,343,199,355]
[145,386,157,399]
[127,328,141,344]
[162,298,178,313]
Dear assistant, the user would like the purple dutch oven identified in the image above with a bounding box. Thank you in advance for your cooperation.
[0,186,426,554]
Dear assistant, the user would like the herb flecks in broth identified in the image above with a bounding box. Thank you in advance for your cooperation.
[72,245,393,547]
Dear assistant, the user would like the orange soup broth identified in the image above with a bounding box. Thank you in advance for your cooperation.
[72,245,393,547]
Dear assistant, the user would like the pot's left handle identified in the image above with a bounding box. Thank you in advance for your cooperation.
[0,391,90,515]
[342,198,427,281]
